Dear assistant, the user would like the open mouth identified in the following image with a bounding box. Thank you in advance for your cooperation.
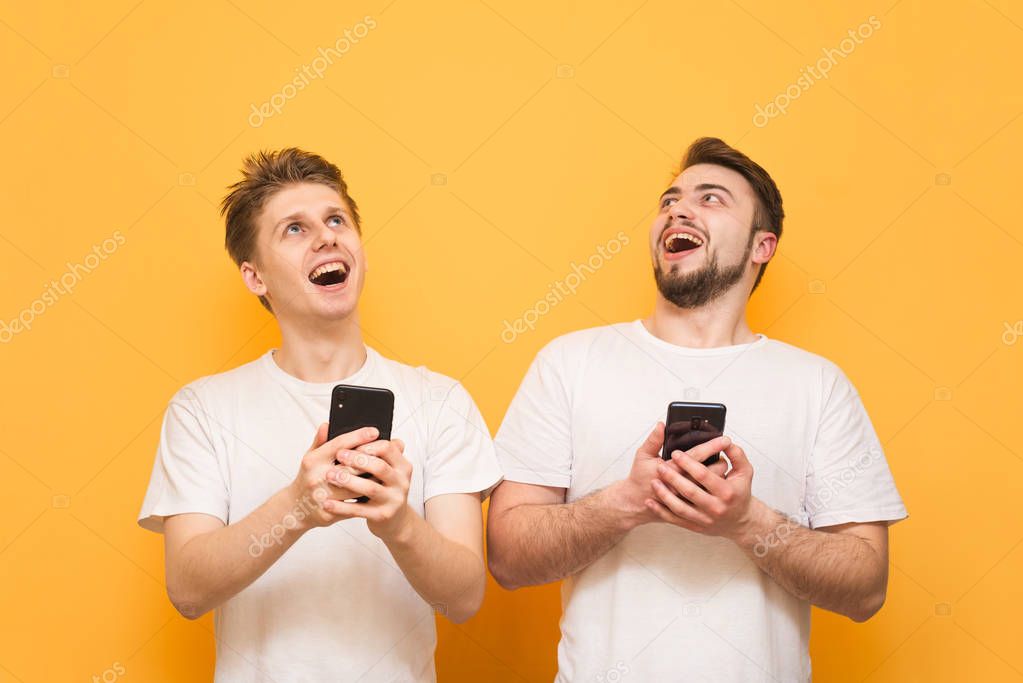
[308,261,349,287]
[663,231,705,255]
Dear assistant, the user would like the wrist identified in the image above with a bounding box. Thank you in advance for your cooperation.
[601,480,649,532]
[373,504,418,545]
[277,482,317,534]
[726,497,775,549]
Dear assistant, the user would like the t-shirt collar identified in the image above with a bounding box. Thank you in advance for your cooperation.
[261,346,376,396]
[628,319,768,356]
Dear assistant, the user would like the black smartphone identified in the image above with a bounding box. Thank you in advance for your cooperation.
[328,384,394,503]
[662,401,727,465]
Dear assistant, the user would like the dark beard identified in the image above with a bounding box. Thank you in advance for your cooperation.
[654,236,753,309]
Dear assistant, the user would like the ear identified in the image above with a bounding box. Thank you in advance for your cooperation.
[240,261,267,297]
[751,231,778,266]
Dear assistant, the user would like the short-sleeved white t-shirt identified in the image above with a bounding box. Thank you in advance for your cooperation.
[494,321,907,683]
[138,346,503,683]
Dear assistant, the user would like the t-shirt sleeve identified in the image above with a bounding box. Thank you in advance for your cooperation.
[493,343,574,488]
[423,381,504,501]
[804,363,908,529]
[137,386,230,533]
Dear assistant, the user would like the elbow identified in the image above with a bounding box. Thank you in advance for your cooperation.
[439,572,486,624]
[167,584,211,621]
[848,589,886,623]
[445,603,479,625]
[170,596,208,620]
[486,553,523,592]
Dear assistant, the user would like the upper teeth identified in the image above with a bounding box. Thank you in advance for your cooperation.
[310,262,347,279]
[666,233,704,248]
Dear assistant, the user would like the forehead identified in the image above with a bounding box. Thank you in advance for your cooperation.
[669,163,755,201]
[258,182,347,225]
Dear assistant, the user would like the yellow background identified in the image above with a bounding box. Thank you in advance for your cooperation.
[1,1,1021,681]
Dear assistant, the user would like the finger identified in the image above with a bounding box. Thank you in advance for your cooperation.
[665,453,720,492]
[672,451,729,497]
[326,467,384,499]
[638,422,666,459]
[323,498,380,520]
[311,422,330,449]
[706,457,729,479]
[651,479,713,526]
[645,498,703,532]
[657,463,717,510]
[722,441,752,475]
[319,426,380,460]
[322,479,361,503]
[355,440,404,471]
[337,450,395,484]
[684,435,731,464]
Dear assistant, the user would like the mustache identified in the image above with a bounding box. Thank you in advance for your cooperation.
[661,219,704,241]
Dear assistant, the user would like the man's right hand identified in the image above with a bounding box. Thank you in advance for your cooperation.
[287,422,380,529]
[605,422,728,530]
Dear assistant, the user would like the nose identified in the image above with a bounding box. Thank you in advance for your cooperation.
[312,220,337,250]
[668,196,693,222]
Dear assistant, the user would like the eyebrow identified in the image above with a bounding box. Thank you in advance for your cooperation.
[274,205,347,229]
[695,183,735,199]
[659,183,735,202]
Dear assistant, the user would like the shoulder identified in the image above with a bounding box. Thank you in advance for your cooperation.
[759,338,856,401]
[532,323,628,365]
[760,338,843,374]
[371,350,465,404]
[167,354,267,410]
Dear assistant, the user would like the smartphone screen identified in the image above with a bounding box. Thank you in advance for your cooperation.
[662,401,727,464]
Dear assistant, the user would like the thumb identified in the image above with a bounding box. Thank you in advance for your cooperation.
[311,422,330,450]
[637,422,665,459]
[392,438,406,454]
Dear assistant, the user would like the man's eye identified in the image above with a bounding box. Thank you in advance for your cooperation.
[703,194,721,204]
[661,197,677,208]
[285,224,302,234]
[327,215,343,227]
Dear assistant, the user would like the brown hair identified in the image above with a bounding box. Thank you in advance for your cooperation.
[220,148,361,312]
[680,137,783,292]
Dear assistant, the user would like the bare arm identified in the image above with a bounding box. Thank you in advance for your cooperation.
[162,423,375,619]
[487,423,727,590]
[650,436,890,622]
[732,506,888,622]
[371,493,487,623]
[164,491,301,618]
[486,481,637,590]
[322,442,489,623]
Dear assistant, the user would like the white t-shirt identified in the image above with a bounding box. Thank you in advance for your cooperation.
[495,321,907,683]
[138,347,503,683]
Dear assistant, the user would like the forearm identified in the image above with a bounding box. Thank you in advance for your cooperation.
[731,499,887,621]
[488,482,639,590]
[167,486,308,618]
[381,508,485,623]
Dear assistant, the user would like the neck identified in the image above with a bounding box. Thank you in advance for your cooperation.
[273,312,367,383]
[645,286,757,348]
